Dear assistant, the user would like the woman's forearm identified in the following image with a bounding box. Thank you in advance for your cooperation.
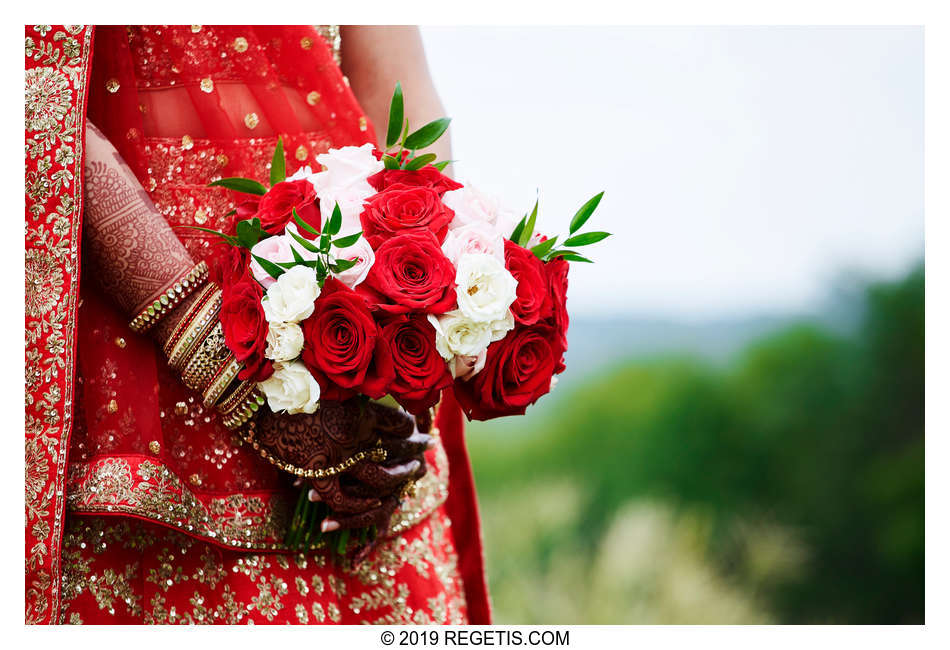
[341,26,452,165]
[83,121,196,340]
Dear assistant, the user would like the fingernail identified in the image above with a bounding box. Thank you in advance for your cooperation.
[427,437,437,449]
[308,489,320,502]
[321,519,340,533]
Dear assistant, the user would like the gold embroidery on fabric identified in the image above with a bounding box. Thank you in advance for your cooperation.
[25,24,94,624]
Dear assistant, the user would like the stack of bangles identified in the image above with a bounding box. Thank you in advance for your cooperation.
[130,261,265,430]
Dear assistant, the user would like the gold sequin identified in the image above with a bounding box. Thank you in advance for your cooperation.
[127,128,139,141]
[148,441,161,455]
[244,113,259,130]
[306,91,321,106]
[191,25,202,33]
[295,145,308,161]
[194,208,208,225]
[300,36,313,50]
[216,154,229,168]
[342,75,350,87]
[138,103,147,114]
[233,36,248,52]
[107,400,118,414]
[189,474,202,487]
[105,78,120,93]
[200,77,214,93]
[114,337,126,349]
[174,401,188,416]
[358,116,368,132]
[181,134,194,150]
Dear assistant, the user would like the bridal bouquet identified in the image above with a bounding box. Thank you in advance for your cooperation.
[193,84,608,549]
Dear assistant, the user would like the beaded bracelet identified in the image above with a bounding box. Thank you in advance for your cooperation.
[220,383,266,430]
[128,261,208,333]
[167,287,222,371]
[203,356,243,408]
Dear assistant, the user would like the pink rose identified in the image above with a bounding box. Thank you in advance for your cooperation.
[441,221,505,266]
[249,236,293,289]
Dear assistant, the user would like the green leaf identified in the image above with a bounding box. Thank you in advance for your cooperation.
[509,215,528,244]
[383,154,401,170]
[404,117,451,151]
[209,177,268,195]
[327,203,342,236]
[569,191,605,234]
[557,252,594,263]
[330,257,358,272]
[332,231,363,248]
[405,153,437,171]
[519,198,539,247]
[270,137,285,186]
[287,228,321,253]
[175,225,239,246]
[320,232,332,252]
[432,160,454,172]
[336,528,350,555]
[252,254,287,279]
[235,219,263,249]
[223,208,237,217]
[563,231,612,247]
[401,118,410,145]
[291,245,306,264]
[386,82,404,149]
[293,208,320,236]
[530,235,558,259]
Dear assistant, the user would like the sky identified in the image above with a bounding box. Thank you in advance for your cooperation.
[420,26,923,320]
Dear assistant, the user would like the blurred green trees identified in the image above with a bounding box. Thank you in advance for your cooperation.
[468,264,923,623]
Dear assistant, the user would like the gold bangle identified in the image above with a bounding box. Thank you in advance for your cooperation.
[129,261,208,333]
[181,322,231,392]
[221,387,266,430]
[240,420,388,478]
[162,282,217,359]
[168,287,222,370]
[203,356,243,407]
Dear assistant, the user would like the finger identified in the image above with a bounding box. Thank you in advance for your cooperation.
[312,486,381,515]
[367,402,415,439]
[348,459,422,494]
[307,489,322,502]
[378,431,431,462]
[331,496,400,530]
[415,409,433,434]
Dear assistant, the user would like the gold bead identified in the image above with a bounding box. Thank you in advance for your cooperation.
[233,36,248,52]
[300,36,312,50]
[181,134,194,150]
[148,440,161,454]
[105,78,120,93]
[358,116,367,132]
[244,112,259,130]
[191,25,202,33]
[306,91,321,106]
[107,399,118,414]
[114,337,126,348]
[174,401,188,416]
[295,145,308,161]
[200,77,214,93]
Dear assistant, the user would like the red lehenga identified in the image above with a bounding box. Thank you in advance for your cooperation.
[25,25,491,625]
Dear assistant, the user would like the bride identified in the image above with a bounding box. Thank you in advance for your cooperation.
[25,25,490,624]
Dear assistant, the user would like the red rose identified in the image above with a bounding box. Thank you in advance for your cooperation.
[300,278,394,400]
[379,314,453,414]
[367,165,462,196]
[219,274,273,383]
[504,239,552,325]
[211,245,250,290]
[358,229,457,314]
[454,323,559,421]
[544,257,570,374]
[254,179,321,234]
[359,183,455,246]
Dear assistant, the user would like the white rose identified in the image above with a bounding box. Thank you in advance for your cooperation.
[443,185,500,229]
[265,321,305,362]
[441,220,504,266]
[287,165,316,183]
[489,310,515,342]
[330,236,375,289]
[249,235,294,289]
[312,144,383,194]
[317,183,374,235]
[262,265,320,323]
[427,310,493,360]
[454,253,518,323]
[259,361,320,414]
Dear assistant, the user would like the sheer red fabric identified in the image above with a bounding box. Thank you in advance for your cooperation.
[63,25,491,624]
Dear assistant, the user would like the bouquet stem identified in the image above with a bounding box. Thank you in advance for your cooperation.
[283,485,375,556]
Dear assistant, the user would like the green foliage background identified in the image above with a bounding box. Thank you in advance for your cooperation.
[467,265,923,623]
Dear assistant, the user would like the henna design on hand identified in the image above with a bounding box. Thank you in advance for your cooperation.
[253,399,430,529]
[82,121,194,316]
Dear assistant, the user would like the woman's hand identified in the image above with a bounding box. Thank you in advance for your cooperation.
[253,399,432,531]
